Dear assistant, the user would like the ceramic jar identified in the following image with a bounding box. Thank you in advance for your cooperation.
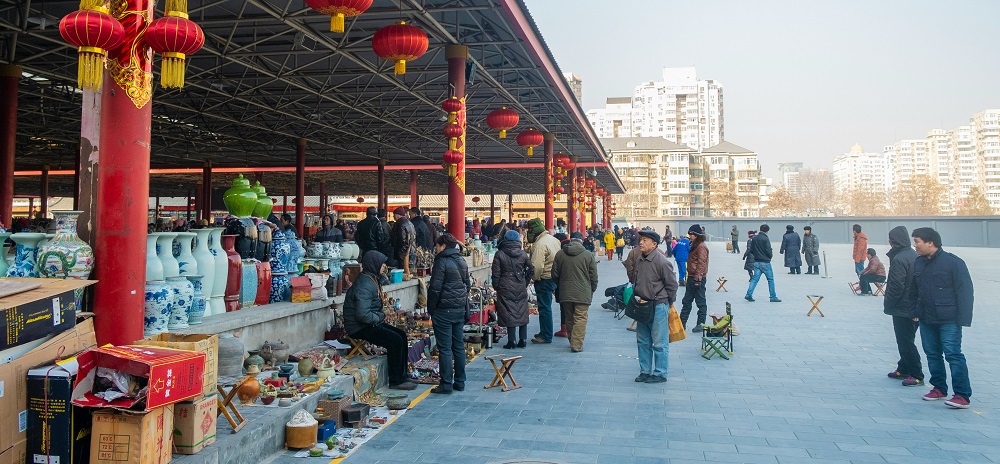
[270,270,291,304]
[225,217,257,260]
[237,369,261,405]
[143,280,173,337]
[254,261,272,306]
[222,235,242,312]
[36,211,94,280]
[297,357,313,376]
[175,232,197,275]
[344,242,359,260]
[307,242,323,258]
[239,261,258,308]
[315,258,329,272]
[192,229,216,314]
[0,231,11,276]
[208,228,227,315]
[217,332,245,380]
[186,275,206,325]
[223,174,258,217]
[385,393,409,411]
[37,234,55,250]
[6,233,46,277]
[244,349,265,372]
[327,242,342,260]
[166,275,194,330]
[145,234,164,281]
[270,231,291,273]
[252,181,273,219]
[255,223,272,262]
[155,232,180,278]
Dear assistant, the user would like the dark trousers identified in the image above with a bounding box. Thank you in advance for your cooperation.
[679,278,707,327]
[432,308,467,387]
[892,316,923,380]
[859,274,886,294]
[507,325,527,343]
[731,238,740,253]
[352,322,408,385]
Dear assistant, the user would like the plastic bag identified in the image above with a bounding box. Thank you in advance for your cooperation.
[668,305,686,343]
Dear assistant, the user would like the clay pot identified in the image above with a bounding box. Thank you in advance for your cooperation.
[297,357,313,377]
[244,350,265,373]
[237,375,261,405]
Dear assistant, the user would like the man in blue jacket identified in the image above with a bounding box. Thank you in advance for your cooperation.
[672,235,690,285]
[910,227,974,409]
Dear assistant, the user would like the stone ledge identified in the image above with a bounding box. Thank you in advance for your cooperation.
[175,299,336,336]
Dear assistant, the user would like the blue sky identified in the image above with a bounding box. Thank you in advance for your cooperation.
[526,0,1000,179]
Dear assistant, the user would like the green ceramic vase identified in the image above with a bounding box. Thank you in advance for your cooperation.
[252,181,273,218]
[223,174,258,217]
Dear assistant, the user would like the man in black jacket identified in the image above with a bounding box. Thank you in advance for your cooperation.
[357,207,391,258]
[744,224,781,302]
[884,226,923,387]
[408,207,433,251]
[910,227,974,409]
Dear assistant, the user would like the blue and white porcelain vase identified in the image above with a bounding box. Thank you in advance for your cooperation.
[156,232,180,278]
[240,260,258,308]
[175,232,197,275]
[270,230,291,273]
[269,271,291,303]
[186,275,206,325]
[6,233,46,277]
[192,229,215,314]
[208,228,227,316]
[0,231,12,276]
[143,280,173,337]
[146,233,164,281]
[166,275,194,330]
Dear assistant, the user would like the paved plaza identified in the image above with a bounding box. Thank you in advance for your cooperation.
[274,241,1000,464]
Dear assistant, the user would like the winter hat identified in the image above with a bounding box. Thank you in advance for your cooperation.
[803,226,811,231]
[526,218,545,235]
[786,225,794,231]
[687,224,703,236]
[637,229,661,244]
[570,232,584,242]
[504,230,521,242]
[393,206,407,216]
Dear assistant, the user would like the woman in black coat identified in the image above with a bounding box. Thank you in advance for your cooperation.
[427,233,471,394]
[492,230,535,349]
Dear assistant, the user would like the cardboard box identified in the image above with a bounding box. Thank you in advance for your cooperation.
[290,276,312,303]
[26,358,91,464]
[1,278,96,351]
[90,406,173,464]
[172,395,216,455]
[0,316,96,453]
[0,439,26,464]
[72,345,205,411]
[134,334,218,398]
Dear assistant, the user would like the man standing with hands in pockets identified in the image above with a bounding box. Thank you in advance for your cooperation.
[632,229,679,384]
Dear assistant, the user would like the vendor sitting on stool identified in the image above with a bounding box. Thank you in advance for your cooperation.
[858,248,886,295]
[342,250,417,390]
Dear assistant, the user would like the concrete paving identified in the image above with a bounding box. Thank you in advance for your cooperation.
[270,240,1000,464]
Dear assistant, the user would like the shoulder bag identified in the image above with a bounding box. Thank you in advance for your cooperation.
[625,294,656,324]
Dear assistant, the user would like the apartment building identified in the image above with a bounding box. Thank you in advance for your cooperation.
[702,141,762,218]
[831,144,889,194]
[973,109,1000,209]
[603,137,702,218]
[777,162,804,193]
[563,72,583,103]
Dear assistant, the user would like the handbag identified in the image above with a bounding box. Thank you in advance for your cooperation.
[668,305,686,343]
[625,295,656,324]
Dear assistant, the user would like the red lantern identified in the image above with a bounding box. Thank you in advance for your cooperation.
[146,7,205,89]
[586,179,596,189]
[472,196,481,204]
[59,7,125,91]
[443,122,464,151]
[442,97,463,123]
[357,197,365,203]
[372,21,429,75]
[443,149,463,177]
[553,172,564,181]
[305,0,372,33]
[555,186,564,194]
[486,107,519,138]
[516,128,544,157]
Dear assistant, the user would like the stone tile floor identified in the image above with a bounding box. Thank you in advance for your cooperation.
[269,242,1000,464]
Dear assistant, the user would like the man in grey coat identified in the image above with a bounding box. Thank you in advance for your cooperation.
[801,226,820,274]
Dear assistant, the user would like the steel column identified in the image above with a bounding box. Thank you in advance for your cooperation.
[377,159,386,211]
[446,45,468,239]
[490,187,496,224]
[0,64,19,228]
[410,170,418,208]
[543,132,555,231]
[202,161,212,222]
[319,180,326,216]
[296,138,306,238]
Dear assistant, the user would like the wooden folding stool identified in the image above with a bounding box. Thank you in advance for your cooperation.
[346,336,374,360]
[873,282,886,296]
[484,354,522,392]
[807,295,824,317]
[715,276,728,292]
[848,282,861,295]
[217,381,248,433]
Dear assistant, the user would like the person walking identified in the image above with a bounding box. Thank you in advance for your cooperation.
[858,248,886,295]
[663,225,674,257]
[614,230,626,261]
[492,230,534,349]
[603,229,616,262]
[526,218,562,344]
[745,224,780,302]
[779,225,802,274]
[853,224,868,276]
[427,233,471,394]
[802,226,820,274]
[632,229,678,384]
[743,230,756,281]
[730,225,740,254]
[679,224,709,332]
[552,232,599,352]
[672,233,690,285]
[884,226,923,387]
[910,227,974,408]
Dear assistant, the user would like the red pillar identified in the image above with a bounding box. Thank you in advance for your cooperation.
[410,170,418,208]
[0,64,19,228]
[543,132,555,231]
[590,188,597,230]
[73,150,81,210]
[202,161,212,222]
[319,180,326,216]
[92,1,154,345]
[194,182,203,221]
[377,160,386,211]
[567,156,578,234]
[507,193,514,224]
[40,165,49,218]
[296,138,306,238]
[489,187,496,223]
[577,168,586,232]
[282,194,288,214]
[446,45,468,239]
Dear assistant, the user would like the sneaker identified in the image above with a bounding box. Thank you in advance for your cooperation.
[430,385,453,394]
[691,326,702,333]
[389,381,417,391]
[769,298,782,303]
[744,296,755,302]
[944,395,970,409]
[634,373,650,382]
[644,375,667,383]
[531,336,551,344]
[901,377,923,387]
[887,370,906,379]
[923,388,947,401]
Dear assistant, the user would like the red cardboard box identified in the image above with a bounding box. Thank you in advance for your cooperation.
[71,345,205,411]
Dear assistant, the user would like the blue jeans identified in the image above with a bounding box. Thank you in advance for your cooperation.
[746,262,777,299]
[855,260,865,275]
[919,322,971,398]
[432,309,467,387]
[534,279,557,341]
[676,261,687,282]
[636,303,670,377]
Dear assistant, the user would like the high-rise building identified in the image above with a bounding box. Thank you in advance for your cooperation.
[949,125,981,207]
[563,72,583,103]
[831,144,888,195]
[586,67,723,150]
[777,162,804,193]
[973,109,1000,209]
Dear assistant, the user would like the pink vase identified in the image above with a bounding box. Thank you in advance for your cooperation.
[222,235,242,312]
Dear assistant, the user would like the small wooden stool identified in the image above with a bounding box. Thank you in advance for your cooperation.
[807,295,824,317]
[873,282,886,296]
[217,381,248,433]
[715,276,728,292]
[484,354,522,392]
[848,282,861,295]
[346,337,373,360]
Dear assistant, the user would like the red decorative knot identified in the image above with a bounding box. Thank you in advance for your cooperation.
[516,128,544,157]
[372,21,429,75]
[442,97,464,123]
[58,7,125,91]
[305,0,373,33]
[486,107,519,138]
[146,11,205,88]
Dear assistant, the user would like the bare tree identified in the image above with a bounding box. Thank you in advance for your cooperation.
[890,175,946,216]
[762,186,798,216]
[792,169,835,213]
[957,186,995,216]
[837,187,888,216]
[708,179,739,217]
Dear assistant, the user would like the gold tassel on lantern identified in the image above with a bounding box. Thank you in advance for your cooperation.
[526,146,534,157]
[160,52,187,88]
[449,138,457,151]
[499,129,507,138]
[395,60,406,75]
[331,13,345,33]
[77,46,106,91]
[166,0,188,12]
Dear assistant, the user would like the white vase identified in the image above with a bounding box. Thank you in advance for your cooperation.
[175,232,197,275]
[144,280,173,337]
[208,228,227,316]
[166,275,193,330]
[192,229,215,312]
[156,232,180,278]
